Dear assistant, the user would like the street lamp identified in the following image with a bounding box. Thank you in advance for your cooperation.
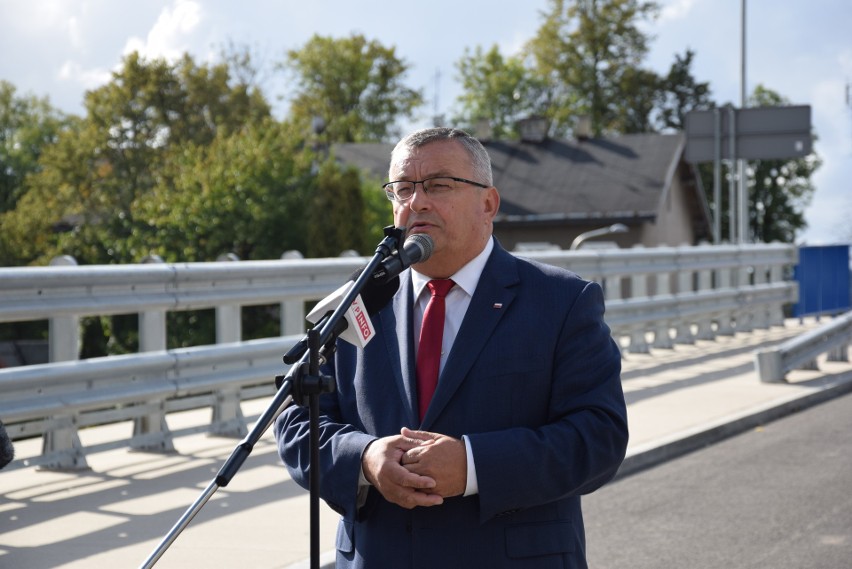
[570,223,628,250]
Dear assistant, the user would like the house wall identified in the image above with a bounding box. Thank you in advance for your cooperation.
[493,223,639,251]
[640,174,695,247]
[493,225,572,251]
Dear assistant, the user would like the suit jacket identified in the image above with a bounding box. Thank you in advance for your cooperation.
[275,241,628,569]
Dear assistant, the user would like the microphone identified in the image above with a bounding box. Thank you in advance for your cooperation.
[308,232,431,341]
[0,421,14,470]
[283,271,400,363]
[282,233,429,363]
[371,233,434,283]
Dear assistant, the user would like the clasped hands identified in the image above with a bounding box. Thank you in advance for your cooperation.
[361,427,467,510]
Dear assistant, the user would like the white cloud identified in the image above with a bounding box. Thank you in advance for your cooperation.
[498,30,533,58]
[658,0,699,23]
[57,60,112,90]
[5,0,73,32]
[800,46,852,243]
[67,16,83,50]
[811,79,852,151]
[122,0,203,62]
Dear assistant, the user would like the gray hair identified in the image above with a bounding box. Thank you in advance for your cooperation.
[389,127,493,186]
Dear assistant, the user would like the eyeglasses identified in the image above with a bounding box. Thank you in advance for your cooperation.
[382,176,489,203]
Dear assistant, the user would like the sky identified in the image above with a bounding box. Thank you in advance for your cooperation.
[1,0,850,245]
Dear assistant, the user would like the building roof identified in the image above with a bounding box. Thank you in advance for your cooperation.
[486,133,685,222]
[332,132,708,229]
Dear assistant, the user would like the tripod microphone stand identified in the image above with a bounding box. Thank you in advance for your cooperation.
[138,226,405,569]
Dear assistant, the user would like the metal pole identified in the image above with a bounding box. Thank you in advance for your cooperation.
[741,0,747,109]
[570,223,628,250]
[738,0,749,243]
[713,108,721,244]
[728,106,737,243]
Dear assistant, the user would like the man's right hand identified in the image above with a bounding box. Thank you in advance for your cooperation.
[362,434,444,509]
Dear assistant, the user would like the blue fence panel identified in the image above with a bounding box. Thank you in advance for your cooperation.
[793,245,851,317]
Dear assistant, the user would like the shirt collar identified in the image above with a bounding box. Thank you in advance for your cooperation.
[411,236,494,300]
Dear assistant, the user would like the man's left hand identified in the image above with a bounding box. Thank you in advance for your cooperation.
[399,427,466,498]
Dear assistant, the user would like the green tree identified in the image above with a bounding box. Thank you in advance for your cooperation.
[0,115,92,265]
[453,45,550,139]
[526,0,659,136]
[360,172,395,251]
[747,85,819,243]
[0,51,273,266]
[0,81,69,341]
[307,157,369,257]
[130,118,313,262]
[282,34,423,143]
[654,48,714,131]
[613,66,661,133]
[0,81,68,215]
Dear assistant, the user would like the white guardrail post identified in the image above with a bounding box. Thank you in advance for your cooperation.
[280,250,307,337]
[212,253,247,438]
[133,254,175,453]
[44,255,87,470]
[674,247,696,345]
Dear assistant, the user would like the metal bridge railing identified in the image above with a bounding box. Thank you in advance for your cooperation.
[0,243,798,470]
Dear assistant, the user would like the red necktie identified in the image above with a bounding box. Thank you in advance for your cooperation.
[416,279,455,420]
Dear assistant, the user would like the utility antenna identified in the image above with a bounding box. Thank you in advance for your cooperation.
[847,79,851,150]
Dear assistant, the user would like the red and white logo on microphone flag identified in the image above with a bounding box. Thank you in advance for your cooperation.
[305,282,376,348]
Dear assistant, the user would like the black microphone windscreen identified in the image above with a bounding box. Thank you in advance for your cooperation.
[348,268,400,315]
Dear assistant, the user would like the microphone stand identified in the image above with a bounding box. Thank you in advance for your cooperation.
[138,226,405,569]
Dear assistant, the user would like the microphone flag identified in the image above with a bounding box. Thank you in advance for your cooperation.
[306,282,376,347]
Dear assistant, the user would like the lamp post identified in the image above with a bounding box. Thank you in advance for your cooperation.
[570,223,628,250]
[738,0,749,243]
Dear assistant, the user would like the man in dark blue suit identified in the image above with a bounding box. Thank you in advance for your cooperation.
[275,127,627,568]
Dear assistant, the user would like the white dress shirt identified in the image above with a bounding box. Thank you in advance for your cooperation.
[410,237,494,496]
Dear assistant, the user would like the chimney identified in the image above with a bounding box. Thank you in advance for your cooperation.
[574,115,592,140]
[474,118,493,141]
[517,115,549,143]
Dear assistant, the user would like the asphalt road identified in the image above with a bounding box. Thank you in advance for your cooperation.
[582,391,852,569]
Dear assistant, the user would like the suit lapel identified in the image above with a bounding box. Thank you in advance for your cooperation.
[421,244,520,428]
[380,271,419,425]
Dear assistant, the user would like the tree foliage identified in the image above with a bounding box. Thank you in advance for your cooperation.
[1,51,274,265]
[654,48,713,131]
[453,45,550,139]
[1,24,819,279]
[283,34,423,143]
[454,3,714,139]
[526,0,660,136]
[130,119,314,261]
[0,81,68,214]
[307,158,368,258]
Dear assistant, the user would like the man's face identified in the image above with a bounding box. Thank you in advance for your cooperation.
[390,139,499,278]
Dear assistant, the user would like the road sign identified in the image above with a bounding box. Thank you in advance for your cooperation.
[685,105,812,162]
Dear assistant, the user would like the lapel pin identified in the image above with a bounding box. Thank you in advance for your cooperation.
[492,303,503,309]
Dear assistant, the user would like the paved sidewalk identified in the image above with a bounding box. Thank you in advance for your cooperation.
[1,318,851,569]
